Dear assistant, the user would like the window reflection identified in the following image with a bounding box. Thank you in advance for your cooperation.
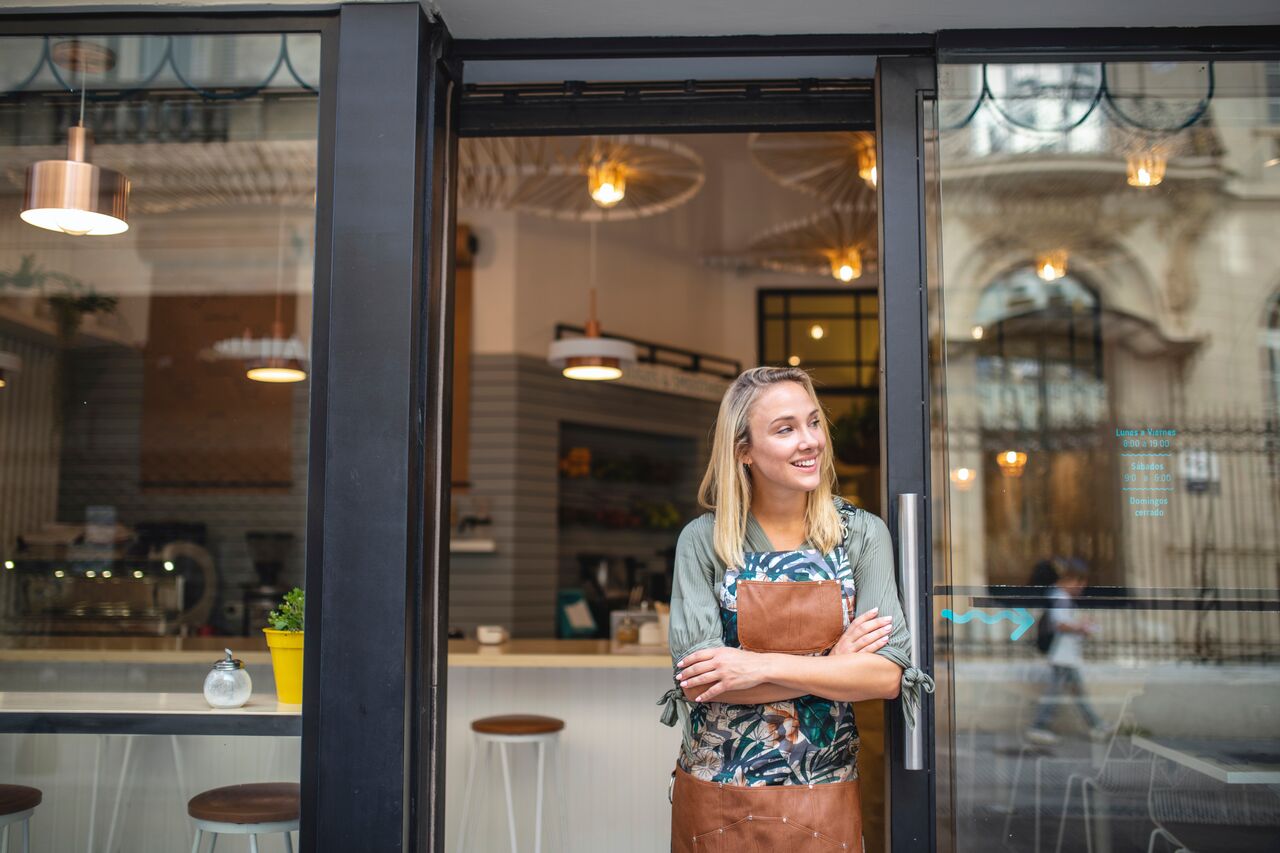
[935,58,1280,853]
[0,31,318,853]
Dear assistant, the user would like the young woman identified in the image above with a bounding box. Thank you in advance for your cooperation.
[659,366,933,851]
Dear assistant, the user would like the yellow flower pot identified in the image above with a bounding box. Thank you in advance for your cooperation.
[263,628,304,704]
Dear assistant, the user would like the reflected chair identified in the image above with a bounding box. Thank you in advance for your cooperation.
[187,782,299,853]
[1146,760,1280,853]
[455,714,567,853]
[1052,694,1153,853]
[0,785,41,853]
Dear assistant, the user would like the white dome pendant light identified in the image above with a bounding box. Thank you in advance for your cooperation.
[213,206,308,383]
[547,222,635,381]
[21,41,129,237]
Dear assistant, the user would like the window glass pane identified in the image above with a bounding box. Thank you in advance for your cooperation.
[789,317,857,364]
[0,31,319,851]
[933,58,1280,853]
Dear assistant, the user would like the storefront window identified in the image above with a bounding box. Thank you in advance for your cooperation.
[0,30,319,851]
[933,58,1280,853]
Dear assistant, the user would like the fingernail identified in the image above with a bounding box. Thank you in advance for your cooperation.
[680,681,687,687]
[870,607,879,614]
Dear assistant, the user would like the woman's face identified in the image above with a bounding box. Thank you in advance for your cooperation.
[740,381,825,495]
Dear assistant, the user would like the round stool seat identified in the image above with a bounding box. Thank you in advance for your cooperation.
[0,784,41,817]
[471,714,564,736]
[188,783,300,824]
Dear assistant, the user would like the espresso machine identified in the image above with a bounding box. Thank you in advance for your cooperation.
[1,520,216,636]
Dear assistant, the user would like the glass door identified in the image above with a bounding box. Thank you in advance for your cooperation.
[929,55,1280,853]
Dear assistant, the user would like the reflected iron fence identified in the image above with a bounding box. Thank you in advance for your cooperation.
[939,414,1280,663]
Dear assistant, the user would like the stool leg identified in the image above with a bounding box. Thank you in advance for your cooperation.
[105,733,135,853]
[23,818,30,853]
[550,738,567,853]
[190,828,202,853]
[284,830,295,853]
[2,823,8,853]
[87,734,105,853]
[208,833,218,853]
[455,737,483,853]
[498,741,518,853]
[249,834,259,853]
[534,740,546,853]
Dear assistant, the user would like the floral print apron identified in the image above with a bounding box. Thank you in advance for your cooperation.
[677,543,860,787]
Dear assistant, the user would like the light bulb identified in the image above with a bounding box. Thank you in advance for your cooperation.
[1126,152,1166,188]
[787,355,801,366]
[856,139,877,188]
[809,324,825,340]
[830,247,863,282]
[1035,250,1068,282]
[588,162,626,208]
[971,325,984,340]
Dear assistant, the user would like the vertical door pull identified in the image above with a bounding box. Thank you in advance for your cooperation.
[897,492,925,771]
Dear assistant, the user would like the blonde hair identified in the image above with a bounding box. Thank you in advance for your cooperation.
[697,366,844,568]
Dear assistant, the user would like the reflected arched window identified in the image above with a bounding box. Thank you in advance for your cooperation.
[971,266,1105,430]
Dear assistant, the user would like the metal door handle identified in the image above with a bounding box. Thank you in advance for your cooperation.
[897,492,924,771]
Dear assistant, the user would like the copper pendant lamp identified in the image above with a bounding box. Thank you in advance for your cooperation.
[21,41,129,237]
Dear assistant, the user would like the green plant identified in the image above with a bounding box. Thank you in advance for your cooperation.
[268,587,305,632]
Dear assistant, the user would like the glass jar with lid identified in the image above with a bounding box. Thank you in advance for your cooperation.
[203,648,253,709]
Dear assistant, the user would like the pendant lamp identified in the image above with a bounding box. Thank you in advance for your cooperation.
[213,209,308,383]
[21,41,129,237]
[547,223,635,381]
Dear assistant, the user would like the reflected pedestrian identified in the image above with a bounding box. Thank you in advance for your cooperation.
[1025,557,1107,746]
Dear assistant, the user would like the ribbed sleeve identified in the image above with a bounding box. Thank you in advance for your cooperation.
[843,504,935,728]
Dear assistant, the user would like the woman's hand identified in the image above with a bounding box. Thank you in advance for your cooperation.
[831,607,892,656]
[675,647,772,702]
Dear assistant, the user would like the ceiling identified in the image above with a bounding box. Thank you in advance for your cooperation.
[5,1,1278,40]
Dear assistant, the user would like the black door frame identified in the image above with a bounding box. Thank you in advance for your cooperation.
[452,36,949,853]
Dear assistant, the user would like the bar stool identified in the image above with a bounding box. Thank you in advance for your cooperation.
[455,715,566,853]
[187,782,299,853]
[0,785,41,853]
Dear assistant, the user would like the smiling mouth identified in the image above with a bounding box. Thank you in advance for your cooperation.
[791,458,817,470]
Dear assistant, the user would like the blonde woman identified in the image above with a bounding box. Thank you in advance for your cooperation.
[659,366,933,851]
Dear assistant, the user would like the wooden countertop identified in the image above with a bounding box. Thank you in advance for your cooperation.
[0,638,672,669]
[448,639,671,668]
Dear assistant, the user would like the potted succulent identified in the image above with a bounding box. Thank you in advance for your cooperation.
[263,587,304,704]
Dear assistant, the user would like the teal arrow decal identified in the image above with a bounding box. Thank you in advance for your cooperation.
[941,607,1035,641]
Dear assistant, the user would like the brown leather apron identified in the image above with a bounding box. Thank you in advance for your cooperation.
[671,767,862,852]
[671,578,861,852]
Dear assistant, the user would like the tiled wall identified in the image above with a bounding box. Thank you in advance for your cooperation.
[451,353,717,637]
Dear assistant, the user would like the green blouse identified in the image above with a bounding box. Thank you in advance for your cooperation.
[660,499,934,738]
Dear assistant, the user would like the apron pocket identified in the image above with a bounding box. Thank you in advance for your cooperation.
[737,580,843,654]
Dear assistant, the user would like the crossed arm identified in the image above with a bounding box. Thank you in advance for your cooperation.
[675,607,903,705]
